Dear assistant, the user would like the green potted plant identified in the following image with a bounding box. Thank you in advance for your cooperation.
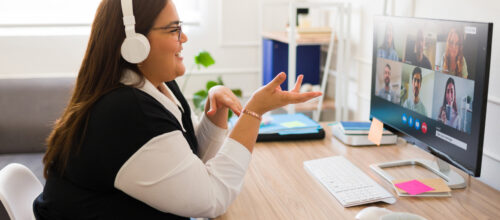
[182,51,242,120]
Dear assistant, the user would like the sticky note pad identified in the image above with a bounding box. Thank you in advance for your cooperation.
[368,117,384,146]
[393,178,451,194]
[281,121,306,128]
[420,178,451,192]
[394,179,435,195]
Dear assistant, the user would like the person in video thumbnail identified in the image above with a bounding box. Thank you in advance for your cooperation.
[438,28,468,78]
[377,23,399,61]
[405,30,432,69]
[438,77,460,128]
[403,67,427,115]
[377,64,397,102]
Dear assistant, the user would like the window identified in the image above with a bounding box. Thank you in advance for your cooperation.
[0,0,101,26]
[0,0,200,26]
[175,0,201,24]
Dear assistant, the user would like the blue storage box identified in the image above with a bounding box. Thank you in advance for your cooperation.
[262,38,320,90]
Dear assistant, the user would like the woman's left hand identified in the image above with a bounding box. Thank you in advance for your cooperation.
[205,85,243,128]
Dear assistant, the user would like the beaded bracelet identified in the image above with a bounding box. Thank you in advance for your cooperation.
[242,109,262,121]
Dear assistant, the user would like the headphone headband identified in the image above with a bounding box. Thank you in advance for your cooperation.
[120,0,150,64]
[121,0,135,37]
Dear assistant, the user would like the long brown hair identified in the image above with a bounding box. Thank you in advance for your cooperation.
[443,28,464,77]
[43,0,167,178]
[441,77,457,112]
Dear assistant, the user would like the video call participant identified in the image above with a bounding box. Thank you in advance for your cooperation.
[377,64,397,102]
[403,67,427,116]
[33,0,322,219]
[377,23,399,61]
[405,30,432,69]
[438,28,468,79]
[438,77,460,129]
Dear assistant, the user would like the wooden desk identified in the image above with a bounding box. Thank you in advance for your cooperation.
[216,123,500,219]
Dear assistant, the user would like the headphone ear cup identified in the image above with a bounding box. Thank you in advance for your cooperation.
[121,34,150,64]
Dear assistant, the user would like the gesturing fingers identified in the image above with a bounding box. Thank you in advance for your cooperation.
[207,87,243,116]
[226,96,243,116]
[287,91,322,103]
[266,72,287,91]
[207,94,218,116]
[292,74,304,93]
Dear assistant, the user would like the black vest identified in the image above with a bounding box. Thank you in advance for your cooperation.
[34,81,199,220]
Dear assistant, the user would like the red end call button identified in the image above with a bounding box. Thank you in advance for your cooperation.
[421,122,428,134]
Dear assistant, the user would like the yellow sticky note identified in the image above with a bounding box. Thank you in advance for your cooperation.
[281,121,306,128]
[368,117,384,146]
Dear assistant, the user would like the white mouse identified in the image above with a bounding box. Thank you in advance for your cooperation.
[355,206,392,220]
[381,212,427,220]
[355,206,427,220]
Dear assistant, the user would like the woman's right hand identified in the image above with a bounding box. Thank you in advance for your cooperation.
[244,72,322,115]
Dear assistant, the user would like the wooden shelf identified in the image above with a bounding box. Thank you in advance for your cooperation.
[294,98,335,112]
[262,31,334,45]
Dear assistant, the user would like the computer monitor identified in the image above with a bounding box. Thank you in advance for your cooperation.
[369,16,493,188]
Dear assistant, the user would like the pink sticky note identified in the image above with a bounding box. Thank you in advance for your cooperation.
[394,179,435,195]
[368,117,384,146]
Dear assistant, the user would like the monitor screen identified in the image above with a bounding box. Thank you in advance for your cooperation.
[370,16,493,177]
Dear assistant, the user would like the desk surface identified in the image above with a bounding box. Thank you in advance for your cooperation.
[216,123,500,219]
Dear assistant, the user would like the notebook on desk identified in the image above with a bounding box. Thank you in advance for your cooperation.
[230,113,325,142]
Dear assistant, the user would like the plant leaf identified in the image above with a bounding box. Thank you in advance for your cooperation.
[193,90,208,109]
[228,110,233,120]
[231,89,242,97]
[194,51,215,68]
[217,76,224,85]
[194,89,208,97]
[199,99,206,113]
[192,95,205,110]
[206,81,218,91]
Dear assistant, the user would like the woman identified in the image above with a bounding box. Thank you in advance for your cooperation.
[438,28,468,79]
[438,77,460,129]
[377,23,399,61]
[33,0,321,219]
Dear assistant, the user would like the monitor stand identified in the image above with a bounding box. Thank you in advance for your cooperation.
[370,157,466,189]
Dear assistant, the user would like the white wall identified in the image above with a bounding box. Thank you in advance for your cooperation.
[0,0,263,99]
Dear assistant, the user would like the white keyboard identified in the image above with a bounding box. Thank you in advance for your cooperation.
[304,156,396,207]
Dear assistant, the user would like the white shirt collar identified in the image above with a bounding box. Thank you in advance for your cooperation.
[120,69,186,132]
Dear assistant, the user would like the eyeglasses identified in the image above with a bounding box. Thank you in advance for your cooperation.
[151,21,183,41]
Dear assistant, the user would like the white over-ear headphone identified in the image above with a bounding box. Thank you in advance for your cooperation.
[120,0,150,64]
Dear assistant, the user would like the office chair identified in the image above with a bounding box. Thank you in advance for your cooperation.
[0,163,43,220]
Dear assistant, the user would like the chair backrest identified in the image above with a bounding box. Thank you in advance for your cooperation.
[0,77,75,154]
[0,163,43,220]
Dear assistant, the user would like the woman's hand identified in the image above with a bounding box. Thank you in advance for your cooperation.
[440,109,447,124]
[245,72,322,115]
[205,85,243,128]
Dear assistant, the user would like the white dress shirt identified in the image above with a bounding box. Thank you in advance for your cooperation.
[114,70,252,218]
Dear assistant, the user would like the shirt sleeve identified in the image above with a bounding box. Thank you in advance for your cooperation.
[195,114,229,162]
[114,131,251,218]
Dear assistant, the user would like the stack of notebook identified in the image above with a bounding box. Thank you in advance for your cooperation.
[330,121,397,146]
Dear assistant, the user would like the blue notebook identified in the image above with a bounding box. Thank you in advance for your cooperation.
[339,121,392,135]
[230,113,325,142]
[259,113,320,134]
